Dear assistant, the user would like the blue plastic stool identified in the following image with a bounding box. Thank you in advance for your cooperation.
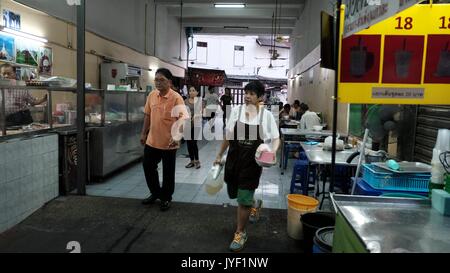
[290,159,316,195]
[283,143,303,170]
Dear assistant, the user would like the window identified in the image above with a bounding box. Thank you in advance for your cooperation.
[196,41,208,64]
[233,45,244,67]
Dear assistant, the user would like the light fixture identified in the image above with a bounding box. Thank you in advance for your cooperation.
[214,3,246,8]
[1,27,48,43]
[224,26,248,29]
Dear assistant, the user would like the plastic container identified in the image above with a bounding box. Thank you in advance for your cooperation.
[286,194,319,240]
[301,212,336,253]
[313,227,334,253]
[362,164,430,192]
[353,178,429,197]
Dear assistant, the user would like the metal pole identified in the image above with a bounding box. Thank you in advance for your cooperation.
[326,0,342,208]
[76,0,86,195]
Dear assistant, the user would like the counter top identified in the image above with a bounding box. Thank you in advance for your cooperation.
[332,194,450,253]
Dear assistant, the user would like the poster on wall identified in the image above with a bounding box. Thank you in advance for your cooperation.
[38,47,53,76]
[3,9,21,30]
[15,66,37,81]
[0,34,15,62]
[15,38,39,66]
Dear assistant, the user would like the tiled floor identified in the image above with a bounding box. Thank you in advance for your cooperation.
[85,116,338,210]
[87,139,295,210]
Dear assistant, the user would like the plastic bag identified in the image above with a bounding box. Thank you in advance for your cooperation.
[255,143,276,167]
[204,163,225,195]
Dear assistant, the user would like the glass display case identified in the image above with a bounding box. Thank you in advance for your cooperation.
[87,90,148,179]
[0,85,104,138]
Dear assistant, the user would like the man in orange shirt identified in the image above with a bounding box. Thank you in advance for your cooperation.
[140,68,189,211]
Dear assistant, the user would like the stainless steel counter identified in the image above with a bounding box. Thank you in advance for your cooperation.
[280,128,333,136]
[301,142,358,166]
[332,194,450,253]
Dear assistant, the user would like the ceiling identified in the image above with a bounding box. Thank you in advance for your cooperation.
[155,0,305,36]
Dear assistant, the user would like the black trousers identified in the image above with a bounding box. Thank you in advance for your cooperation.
[143,145,177,201]
[186,140,199,161]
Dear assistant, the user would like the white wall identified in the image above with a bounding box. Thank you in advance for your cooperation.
[288,0,348,134]
[189,35,289,79]
[14,0,187,69]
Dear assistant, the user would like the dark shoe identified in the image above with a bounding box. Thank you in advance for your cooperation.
[160,200,171,211]
[195,161,201,169]
[142,195,158,205]
[185,162,195,168]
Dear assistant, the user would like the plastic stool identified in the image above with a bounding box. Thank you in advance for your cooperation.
[283,143,303,170]
[290,159,316,195]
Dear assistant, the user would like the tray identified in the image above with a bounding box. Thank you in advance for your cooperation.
[372,161,431,174]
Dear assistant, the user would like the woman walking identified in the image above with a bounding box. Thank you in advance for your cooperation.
[184,86,203,169]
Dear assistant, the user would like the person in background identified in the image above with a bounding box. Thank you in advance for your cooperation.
[299,103,321,130]
[213,81,280,252]
[220,87,233,130]
[280,103,291,120]
[184,86,203,169]
[140,68,189,211]
[204,86,219,130]
[0,63,47,127]
[290,100,301,120]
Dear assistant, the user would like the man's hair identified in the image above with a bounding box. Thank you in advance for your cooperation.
[225,87,231,92]
[284,103,291,110]
[244,81,265,97]
[294,100,300,106]
[300,103,309,111]
[155,68,173,81]
[0,63,16,72]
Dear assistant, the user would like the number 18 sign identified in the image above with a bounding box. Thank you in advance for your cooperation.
[338,3,450,105]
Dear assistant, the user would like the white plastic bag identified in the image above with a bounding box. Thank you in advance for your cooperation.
[204,161,225,195]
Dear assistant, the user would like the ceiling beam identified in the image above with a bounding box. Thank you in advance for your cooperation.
[194,27,292,35]
[168,7,300,19]
[156,0,304,5]
[182,18,296,29]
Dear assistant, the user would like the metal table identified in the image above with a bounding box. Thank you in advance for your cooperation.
[279,128,334,173]
[331,194,450,253]
[300,142,358,208]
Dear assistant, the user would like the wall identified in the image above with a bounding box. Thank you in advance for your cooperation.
[288,63,349,134]
[0,134,59,233]
[288,0,348,134]
[14,0,187,70]
[189,35,289,79]
[289,0,335,67]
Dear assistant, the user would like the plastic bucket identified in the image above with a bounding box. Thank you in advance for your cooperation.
[286,194,319,240]
[301,211,336,253]
[313,227,334,253]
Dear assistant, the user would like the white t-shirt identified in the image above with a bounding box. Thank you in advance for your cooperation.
[226,105,280,141]
[299,110,321,130]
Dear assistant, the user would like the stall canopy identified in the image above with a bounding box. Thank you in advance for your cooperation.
[186,67,226,87]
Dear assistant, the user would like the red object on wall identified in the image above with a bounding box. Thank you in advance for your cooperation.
[340,35,381,83]
[187,68,226,87]
[424,34,450,84]
[382,35,424,84]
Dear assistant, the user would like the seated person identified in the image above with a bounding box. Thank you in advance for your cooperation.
[299,103,321,130]
[290,100,302,120]
[1,63,47,127]
[279,103,291,120]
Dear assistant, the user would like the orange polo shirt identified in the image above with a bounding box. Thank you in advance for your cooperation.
[144,89,188,150]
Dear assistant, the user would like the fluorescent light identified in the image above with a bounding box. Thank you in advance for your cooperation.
[1,27,48,43]
[214,3,246,8]
[224,26,248,29]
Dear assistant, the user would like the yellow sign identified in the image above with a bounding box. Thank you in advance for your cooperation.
[338,3,450,104]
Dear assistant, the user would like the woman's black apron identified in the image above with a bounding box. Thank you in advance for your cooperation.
[224,105,265,199]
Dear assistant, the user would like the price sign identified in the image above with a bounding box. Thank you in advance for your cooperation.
[339,3,450,104]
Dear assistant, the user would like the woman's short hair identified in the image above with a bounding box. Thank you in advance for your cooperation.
[244,81,265,97]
